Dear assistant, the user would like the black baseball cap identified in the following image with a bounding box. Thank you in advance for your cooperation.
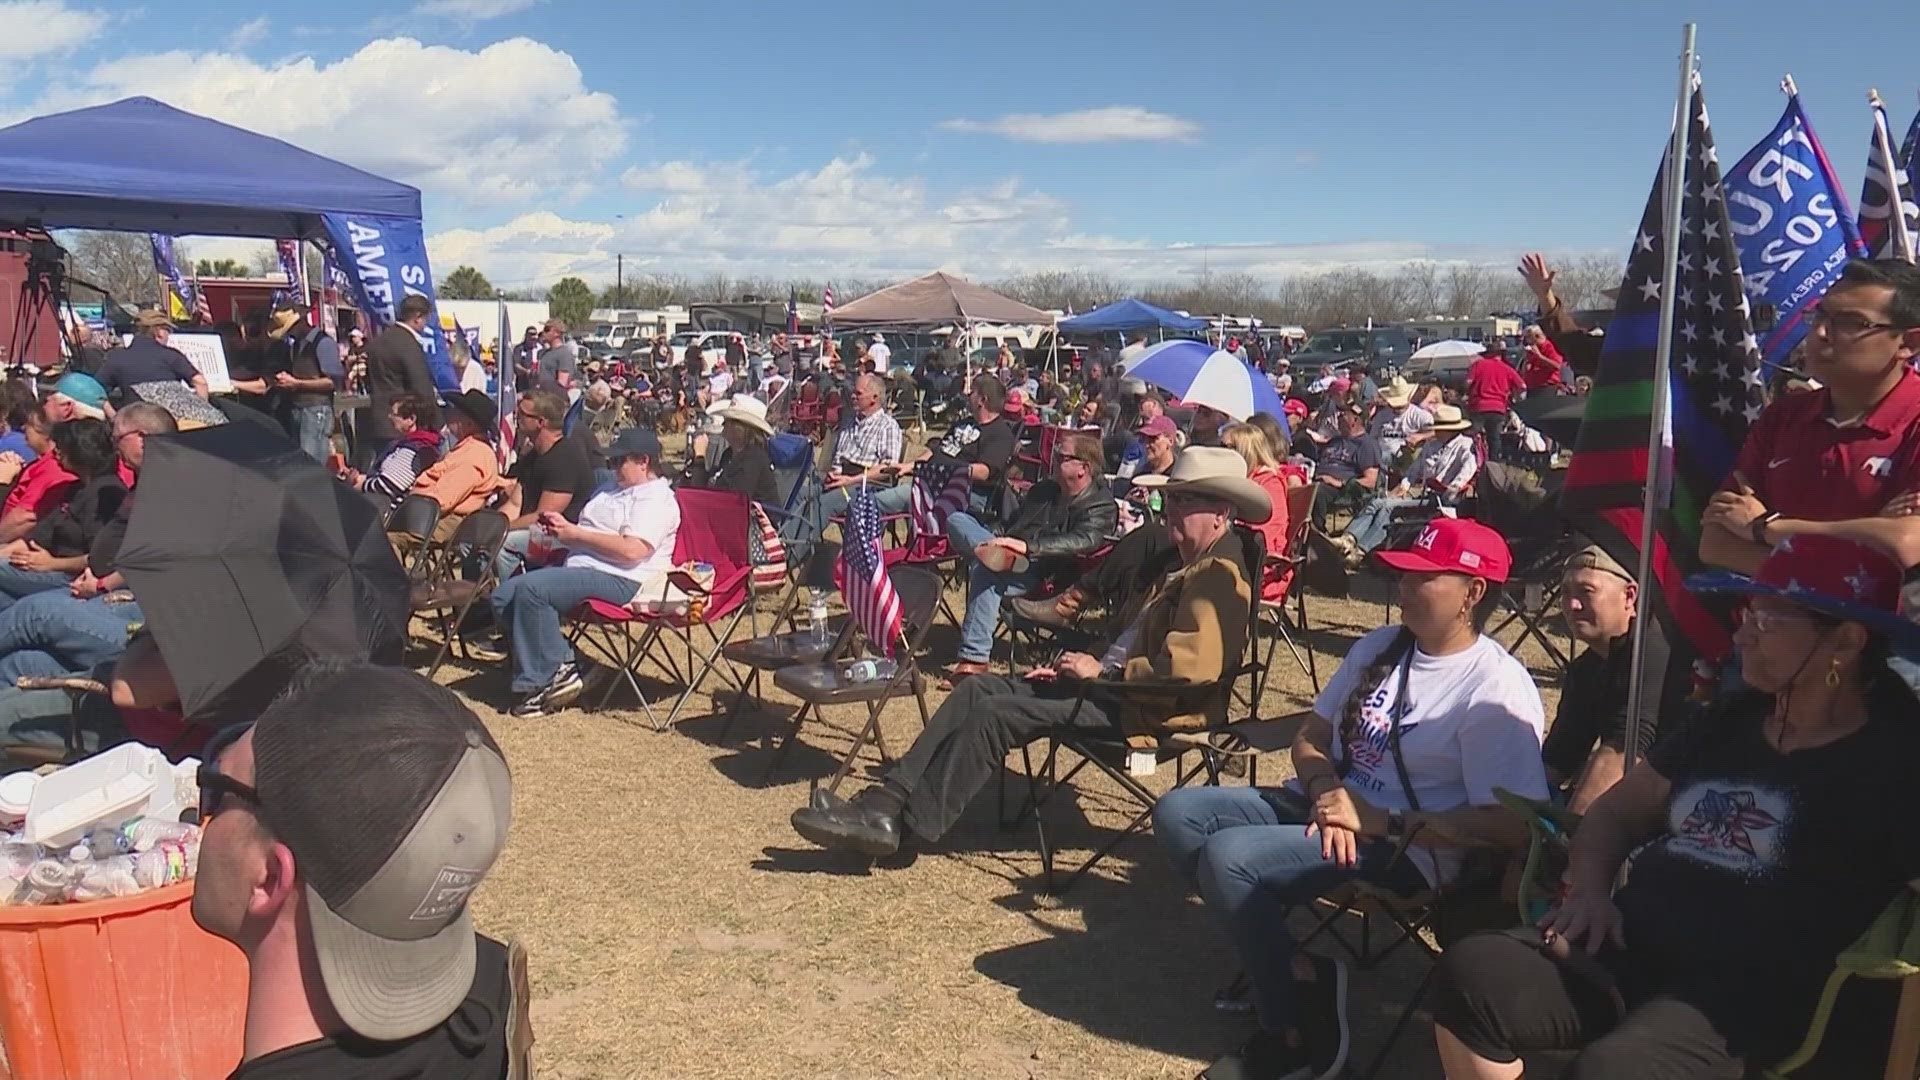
[607,427,661,462]
[251,666,512,1041]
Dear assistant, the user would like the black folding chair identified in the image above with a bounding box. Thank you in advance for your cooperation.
[413,509,511,676]
[386,493,442,580]
[716,541,846,742]
[1001,527,1269,894]
[765,565,943,787]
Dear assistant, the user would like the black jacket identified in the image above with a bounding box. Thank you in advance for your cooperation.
[364,325,441,442]
[1004,479,1117,562]
[683,442,777,504]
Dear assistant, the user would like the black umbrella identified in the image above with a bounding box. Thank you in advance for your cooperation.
[116,423,411,718]
[1517,391,1587,448]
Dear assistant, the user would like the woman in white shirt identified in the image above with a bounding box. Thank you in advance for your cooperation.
[1155,517,1548,1080]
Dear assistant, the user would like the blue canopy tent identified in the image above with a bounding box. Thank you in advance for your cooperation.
[0,97,456,393]
[1057,298,1209,335]
[0,97,419,237]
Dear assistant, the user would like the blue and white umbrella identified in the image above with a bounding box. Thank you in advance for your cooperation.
[1125,339,1284,421]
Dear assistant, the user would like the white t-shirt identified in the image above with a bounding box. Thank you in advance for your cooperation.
[459,363,489,395]
[1118,341,1147,368]
[565,477,681,583]
[1298,626,1548,885]
[1371,403,1433,457]
[867,340,892,368]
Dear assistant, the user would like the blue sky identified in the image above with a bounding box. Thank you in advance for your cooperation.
[2,0,1915,288]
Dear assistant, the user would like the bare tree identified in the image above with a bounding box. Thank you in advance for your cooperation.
[65,231,156,308]
[1553,252,1624,312]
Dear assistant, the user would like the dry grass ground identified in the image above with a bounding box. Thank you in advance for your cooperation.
[437,564,1571,1079]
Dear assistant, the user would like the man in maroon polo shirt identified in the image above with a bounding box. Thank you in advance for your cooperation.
[1702,260,1920,572]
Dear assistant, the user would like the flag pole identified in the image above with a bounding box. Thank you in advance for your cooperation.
[1624,22,1696,773]
[1869,89,1917,264]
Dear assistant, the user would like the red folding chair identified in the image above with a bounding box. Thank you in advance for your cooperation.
[568,489,757,730]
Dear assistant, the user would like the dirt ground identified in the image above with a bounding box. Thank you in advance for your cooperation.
[439,566,1572,1079]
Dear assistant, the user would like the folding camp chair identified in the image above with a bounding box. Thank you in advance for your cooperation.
[413,509,511,677]
[567,489,756,730]
[1255,483,1324,701]
[716,541,848,742]
[1002,526,1270,894]
[764,565,943,786]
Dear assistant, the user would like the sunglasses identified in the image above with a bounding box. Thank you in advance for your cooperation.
[197,722,262,822]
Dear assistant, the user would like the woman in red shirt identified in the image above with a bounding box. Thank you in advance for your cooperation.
[1520,324,1567,393]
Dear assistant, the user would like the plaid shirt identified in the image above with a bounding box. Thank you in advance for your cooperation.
[837,407,903,468]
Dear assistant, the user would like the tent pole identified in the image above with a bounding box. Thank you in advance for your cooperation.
[1623,22,1696,774]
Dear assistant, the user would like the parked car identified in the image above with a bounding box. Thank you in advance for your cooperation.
[668,330,733,369]
[1288,326,1416,374]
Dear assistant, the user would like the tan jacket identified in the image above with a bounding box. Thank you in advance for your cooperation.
[410,435,502,518]
[1116,530,1255,742]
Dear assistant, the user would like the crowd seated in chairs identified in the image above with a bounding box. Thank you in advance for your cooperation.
[1160,518,1549,1080]
[1334,403,1482,564]
[789,446,1267,861]
[940,433,1116,686]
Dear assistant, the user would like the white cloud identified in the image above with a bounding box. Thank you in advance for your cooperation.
[225,16,269,50]
[413,0,540,17]
[19,36,625,206]
[439,150,1449,290]
[0,1,106,61]
[940,107,1199,144]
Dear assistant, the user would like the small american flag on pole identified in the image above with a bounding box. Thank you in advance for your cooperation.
[842,482,904,656]
[908,460,972,542]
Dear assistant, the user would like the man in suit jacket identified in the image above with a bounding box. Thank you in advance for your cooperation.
[360,294,443,464]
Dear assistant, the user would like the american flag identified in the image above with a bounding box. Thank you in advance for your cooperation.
[908,459,972,541]
[823,283,834,329]
[1560,68,1761,668]
[275,238,306,310]
[841,483,903,657]
[1859,91,1918,262]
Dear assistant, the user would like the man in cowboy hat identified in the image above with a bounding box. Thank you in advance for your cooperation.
[1337,403,1480,562]
[792,446,1266,858]
[405,389,503,544]
[1370,375,1433,462]
[95,309,208,403]
[266,300,343,463]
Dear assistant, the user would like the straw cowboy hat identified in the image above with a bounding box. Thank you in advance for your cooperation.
[1377,376,1414,408]
[1428,403,1473,432]
[716,394,775,437]
[1132,446,1273,523]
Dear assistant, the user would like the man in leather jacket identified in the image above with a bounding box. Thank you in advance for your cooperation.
[942,432,1117,683]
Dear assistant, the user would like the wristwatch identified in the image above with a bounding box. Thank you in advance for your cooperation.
[1386,809,1407,839]
[1751,510,1781,546]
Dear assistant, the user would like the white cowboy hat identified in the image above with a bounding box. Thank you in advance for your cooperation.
[1377,376,1414,409]
[716,395,775,437]
[1429,403,1473,432]
[1131,446,1272,523]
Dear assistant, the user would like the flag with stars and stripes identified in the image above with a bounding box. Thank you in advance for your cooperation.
[1560,70,1759,666]
[907,459,972,542]
[1858,93,1919,262]
[840,482,904,657]
[823,283,834,335]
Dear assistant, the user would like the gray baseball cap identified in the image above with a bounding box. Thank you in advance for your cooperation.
[251,665,512,1041]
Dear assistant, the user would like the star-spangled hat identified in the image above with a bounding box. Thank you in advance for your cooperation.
[1687,535,1920,658]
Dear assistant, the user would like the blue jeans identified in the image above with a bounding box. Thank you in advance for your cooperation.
[817,479,912,524]
[293,403,334,464]
[946,511,1039,663]
[490,566,641,695]
[495,528,532,582]
[0,592,142,684]
[1152,786,1424,1032]
[1345,496,1424,555]
[0,565,76,614]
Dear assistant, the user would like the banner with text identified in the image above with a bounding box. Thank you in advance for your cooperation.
[1724,92,1864,369]
[320,212,456,393]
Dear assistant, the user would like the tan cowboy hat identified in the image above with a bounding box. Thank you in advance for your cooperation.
[267,305,302,337]
[1429,403,1473,432]
[1377,376,1414,408]
[1132,446,1273,524]
[716,395,775,437]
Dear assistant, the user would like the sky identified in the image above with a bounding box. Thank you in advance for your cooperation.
[1,0,1916,292]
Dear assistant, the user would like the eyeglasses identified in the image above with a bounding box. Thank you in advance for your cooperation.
[196,722,262,822]
[1740,607,1825,634]
[1808,305,1908,338]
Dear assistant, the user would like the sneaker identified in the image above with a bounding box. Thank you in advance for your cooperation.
[542,663,584,710]
[508,692,550,718]
[1292,953,1350,1080]
[465,632,508,664]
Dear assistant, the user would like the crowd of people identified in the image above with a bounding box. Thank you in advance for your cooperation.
[14,251,1920,1080]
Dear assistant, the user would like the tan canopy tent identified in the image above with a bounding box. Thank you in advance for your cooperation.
[827,270,1054,326]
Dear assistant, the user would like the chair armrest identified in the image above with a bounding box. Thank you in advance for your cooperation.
[16,675,108,695]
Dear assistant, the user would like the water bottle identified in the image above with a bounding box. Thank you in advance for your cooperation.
[841,657,898,683]
[71,856,140,901]
[1,837,38,884]
[808,588,831,646]
[13,859,69,905]
[124,818,196,853]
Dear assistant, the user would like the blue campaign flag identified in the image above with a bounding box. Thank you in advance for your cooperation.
[321,212,457,393]
[1724,91,1865,370]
